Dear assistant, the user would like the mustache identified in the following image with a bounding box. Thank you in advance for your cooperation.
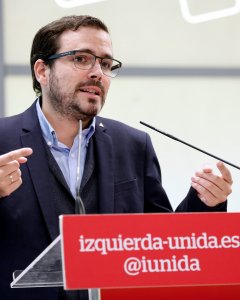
[76,80,105,95]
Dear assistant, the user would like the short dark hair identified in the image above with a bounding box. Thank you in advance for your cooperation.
[30,15,109,95]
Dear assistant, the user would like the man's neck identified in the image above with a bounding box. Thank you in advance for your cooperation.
[41,101,91,148]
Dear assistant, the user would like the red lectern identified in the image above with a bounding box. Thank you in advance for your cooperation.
[61,212,240,299]
[11,212,240,300]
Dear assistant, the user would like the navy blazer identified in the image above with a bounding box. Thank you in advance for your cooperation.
[0,101,226,300]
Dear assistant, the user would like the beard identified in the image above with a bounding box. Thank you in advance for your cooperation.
[47,72,106,122]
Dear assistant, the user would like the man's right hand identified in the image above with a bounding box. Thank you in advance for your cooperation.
[0,148,33,198]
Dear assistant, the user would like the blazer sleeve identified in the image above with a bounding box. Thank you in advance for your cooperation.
[176,187,227,212]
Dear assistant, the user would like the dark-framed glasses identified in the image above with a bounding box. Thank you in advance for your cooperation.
[45,50,122,78]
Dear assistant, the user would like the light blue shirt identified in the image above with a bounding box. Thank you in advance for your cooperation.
[36,99,95,199]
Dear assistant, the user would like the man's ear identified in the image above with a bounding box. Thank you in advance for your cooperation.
[34,59,50,87]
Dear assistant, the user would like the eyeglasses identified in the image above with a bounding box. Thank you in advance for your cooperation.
[45,50,122,78]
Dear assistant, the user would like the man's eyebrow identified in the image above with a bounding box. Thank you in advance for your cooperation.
[74,49,113,59]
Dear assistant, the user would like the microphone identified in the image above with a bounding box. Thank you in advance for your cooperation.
[140,121,240,170]
[75,119,86,214]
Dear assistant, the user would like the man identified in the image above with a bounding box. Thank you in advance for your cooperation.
[0,15,232,300]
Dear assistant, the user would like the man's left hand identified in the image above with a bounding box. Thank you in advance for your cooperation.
[191,161,233,207]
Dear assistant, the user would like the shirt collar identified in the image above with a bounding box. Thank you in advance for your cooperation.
[36,98,96,148]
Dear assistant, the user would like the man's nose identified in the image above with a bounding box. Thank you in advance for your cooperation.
[88,59,103,80]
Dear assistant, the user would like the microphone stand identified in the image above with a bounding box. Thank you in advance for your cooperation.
[140,121,240,170]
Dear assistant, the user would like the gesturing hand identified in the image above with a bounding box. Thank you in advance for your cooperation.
[191,161,233,207]
[0,148,33,198]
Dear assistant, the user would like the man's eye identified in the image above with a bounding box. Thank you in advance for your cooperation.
[101,60,112,70]
[74,55,87,64]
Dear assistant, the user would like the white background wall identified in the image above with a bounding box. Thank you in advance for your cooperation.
[3,0,240,211]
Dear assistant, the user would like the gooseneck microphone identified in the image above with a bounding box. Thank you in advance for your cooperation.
[140,121,240,170]
[75,119,86,214]
[75,121,99,300]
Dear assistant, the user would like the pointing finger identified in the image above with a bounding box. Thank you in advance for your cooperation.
[0,148,33,166]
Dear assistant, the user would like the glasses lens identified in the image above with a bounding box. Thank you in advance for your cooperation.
[101,59,121,77]
[110,62,121,77]
[73,52,93,69]
[73,52,121,78]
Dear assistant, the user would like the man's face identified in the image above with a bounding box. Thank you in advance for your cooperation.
[44,27,112,122]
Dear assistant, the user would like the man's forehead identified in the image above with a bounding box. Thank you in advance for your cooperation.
[58,27,112,54]
[59,27,110,42]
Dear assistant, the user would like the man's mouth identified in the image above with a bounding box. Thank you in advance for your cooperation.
[79,87,101,96]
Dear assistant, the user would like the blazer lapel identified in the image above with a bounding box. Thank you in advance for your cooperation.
[95,118,114,213]
[20,103,59,240]
[80,138,95,192]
